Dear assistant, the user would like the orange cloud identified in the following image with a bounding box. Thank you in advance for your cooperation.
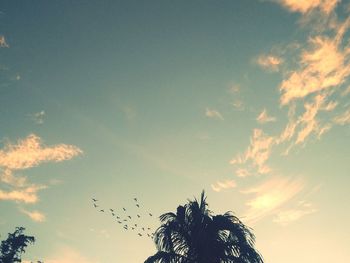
[256,54,283,72]
[276,0,339,14]
[0,35,9,48]
[273,201,317,226]
[235,129,275,174]
[0,134,82,170]
[205,108,224,120]
[280,18,350,105]
[0,185,46,203]
[242,176,305,223]
[256,109,276,124]
[333,108,350,125]
[211,179,236,192]
[21,209,46,222]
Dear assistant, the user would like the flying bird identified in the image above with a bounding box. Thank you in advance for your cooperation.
[142,227,145,231]
[118,221,122,224]
[137,214,140,218]
[100,209,104,212]
[128,216,132,219]
[131,227,135,230]
[149,213,153,216]
[134,224,137,227]
[116,216,120,219]
[136,204,140,208]
[147,227,151,230]
[112,213,115,216]
[138,233,142,236]
[123,207,126,211]
[92,198,98,202]
[93,203,98,208]
[134,198,138,202]
[110,209,114,212]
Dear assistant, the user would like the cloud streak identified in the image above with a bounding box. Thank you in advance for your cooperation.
[21,209,46,222]
[242,176,305,224]
[205,108,224,120]
[211,179,236,192]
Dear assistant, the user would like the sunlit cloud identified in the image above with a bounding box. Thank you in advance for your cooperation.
[256,54,283,72]
[44,245,97,263]
[242,176,305,223]
[0,35,9,48]
[205,108,224,120]
[235,168,250,178]
[333,108,350,125]
[280,18,350,105]
[0,134,82,170]
[20,209,46,222]
[231,100,244,111]
[256,109,276,124]
[230,129,275,174]
[273,201,317,226]
[0,185,46,204]
[0,169,27,187]
[211,179,236,192]
[275,0,340,14]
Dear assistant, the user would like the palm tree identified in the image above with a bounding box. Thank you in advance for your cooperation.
[145,191,263,263]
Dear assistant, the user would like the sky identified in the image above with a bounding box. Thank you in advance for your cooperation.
[0,0,350,262]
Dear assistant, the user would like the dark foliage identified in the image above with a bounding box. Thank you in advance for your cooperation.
[0,227,35,263]
[145,191,264,263]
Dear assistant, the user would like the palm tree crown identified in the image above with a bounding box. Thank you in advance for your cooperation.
[145,191,263,263]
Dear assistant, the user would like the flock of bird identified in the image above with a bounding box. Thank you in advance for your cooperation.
[91,197,156,239]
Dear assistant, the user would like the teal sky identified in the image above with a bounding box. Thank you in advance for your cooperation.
[1,1,349,262]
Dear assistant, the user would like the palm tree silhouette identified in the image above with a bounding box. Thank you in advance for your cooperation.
[145,191,263,263]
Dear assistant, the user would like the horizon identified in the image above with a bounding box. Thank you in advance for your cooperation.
[0,0,349,262]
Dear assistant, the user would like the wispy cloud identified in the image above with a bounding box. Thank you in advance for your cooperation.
[211,179,236,192]
[275,0,340,14]
[333,108,350,125]
[256,109,276,124]
[0,35,9,48]
[242,176,305,223]
[230,129,275,175]
[29,111,45,124]
[44,245,97,263]
[0,134,82,170]
[205,108,224,120]
[273,201,317,226]
[235,168,250,178]
[0,185,46,204]
[280,18,350,105]
[0,134,82,206]
[256,54,283,72]
[20,209,46,222]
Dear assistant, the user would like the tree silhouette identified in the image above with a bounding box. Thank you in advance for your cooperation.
[145,191,263,263]
[0,227,35,263]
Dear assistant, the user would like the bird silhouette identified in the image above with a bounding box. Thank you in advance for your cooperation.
[128,216,131,219]
[123,219,128,222]
[112,213,115,216]
[131,227,135,230]
[138,233,142,236]
[149,213,153,216]
[110,209,114,212]
[136,204,140,208]
[134,224,137,227]
[116,216,120,219]
[134,198,138,202]
[137,214,140,218]
[123,207,126,211]
[147,227,151,230]
[142,227,145,231]
[92,198,98,202]
[93,203,98,208]
[118,221,122,224]
[100,209,104,212]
